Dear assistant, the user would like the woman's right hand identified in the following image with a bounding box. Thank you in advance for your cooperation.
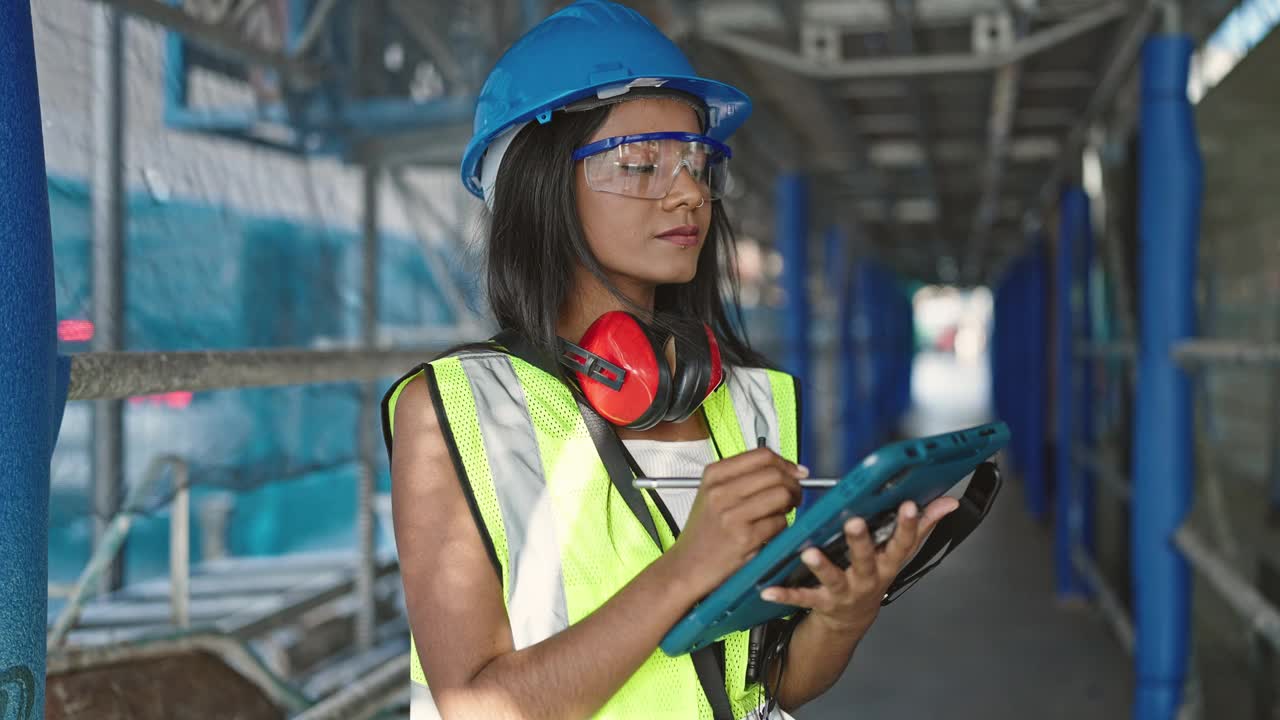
[665,448,808,598]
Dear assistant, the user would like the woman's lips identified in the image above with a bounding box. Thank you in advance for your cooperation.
[657,225,700,247]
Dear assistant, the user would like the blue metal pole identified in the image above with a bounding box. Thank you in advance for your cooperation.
[1,2,58,715]
[995,263,1019,466]
[1133,32,1200,720]
[1025,239,1051,522]
[1010,262,1030,472]
[824,224,850,470]
[894,284,911,426]
[839,250,861,472]
[1078,193,1097,561]
[1055,185,1088,599]
[990,276,1005,428]
[776,174,812,468]
[853,260,879,460]
[872,266,890,437]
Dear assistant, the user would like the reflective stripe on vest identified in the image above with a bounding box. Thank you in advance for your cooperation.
[385,350,799,719]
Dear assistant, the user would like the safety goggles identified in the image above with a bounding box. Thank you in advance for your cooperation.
[571,132,733,201]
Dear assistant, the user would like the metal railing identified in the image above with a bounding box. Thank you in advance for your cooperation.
[68,347,446,400]
[56,342,454,716]
[1072,547,1135,653]
[1068,338,1280,662]
[292,651,413,720]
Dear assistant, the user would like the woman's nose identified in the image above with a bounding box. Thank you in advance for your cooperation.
[664,164,706,209]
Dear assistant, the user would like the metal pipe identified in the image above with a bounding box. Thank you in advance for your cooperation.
[387,0,470,93]
[966,58,1022,282]
[1034,2,1159,215]
[1174,527,1280,653]
[1072,547,1136,654]
[1132,32,1201,720]
[356,164,381,653]
[91,0,320,85]
[388,170,487,328]
[1018,241,1051,522]
[1,0,57,712]
[197,494,233,562]
[1079,186,1098,576]
[68,347,454,401]
[1173,340,1280,367]
[91,2,127,595]
[1055,186,1089,599]
[292,651,413,720]
[777,173,813,469]
[290,0,340,57]
[170,460,191,629]
[882,0,949,280]
[699,1,1127,80]
[49,456,188,648]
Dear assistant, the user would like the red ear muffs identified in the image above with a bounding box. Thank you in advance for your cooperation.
[559,311,671,430]
[558,311,723,430]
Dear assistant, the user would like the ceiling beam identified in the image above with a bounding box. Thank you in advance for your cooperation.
[884,0,952,280]
[964,9,1025,284]
[1032,1,1158,220]
[698,1,1127,80]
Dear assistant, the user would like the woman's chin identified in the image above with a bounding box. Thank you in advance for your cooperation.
[647,266,699,286]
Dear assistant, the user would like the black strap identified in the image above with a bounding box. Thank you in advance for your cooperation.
[580,399,664,551]
[491,329,735,720]
[581,400,734,720]
[882,461,1003,605]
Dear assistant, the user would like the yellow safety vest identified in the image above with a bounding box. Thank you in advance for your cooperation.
[383,346,800,719]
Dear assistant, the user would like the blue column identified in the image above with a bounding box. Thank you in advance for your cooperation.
[1055,185,1089,599]
[839,257,862,470]
[1,2,59,715]
[776,174,812,468]
[825,224,852,471]
[990,275,1006,431]
[1133,33,1200,720]
[1024,240,1051,522]
[1078,194,1097,562]
[851,260,879,463]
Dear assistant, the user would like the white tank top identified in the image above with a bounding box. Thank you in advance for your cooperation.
[620,437,717,529]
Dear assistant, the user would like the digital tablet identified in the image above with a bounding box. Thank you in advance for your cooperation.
[659,421,1010,657]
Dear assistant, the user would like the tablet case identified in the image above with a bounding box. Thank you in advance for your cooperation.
[660,421,1010,656]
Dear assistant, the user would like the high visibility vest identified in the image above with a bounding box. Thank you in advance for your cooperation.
[383,347,800,719]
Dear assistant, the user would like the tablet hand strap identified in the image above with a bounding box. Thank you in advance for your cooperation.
[881,461,1003,606]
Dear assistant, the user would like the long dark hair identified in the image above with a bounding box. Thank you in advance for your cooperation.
[479,102,771,373]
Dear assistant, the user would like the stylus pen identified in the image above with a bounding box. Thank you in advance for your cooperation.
[632,478,838,489]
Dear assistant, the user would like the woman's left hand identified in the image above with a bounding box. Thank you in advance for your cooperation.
[759,496,960,636]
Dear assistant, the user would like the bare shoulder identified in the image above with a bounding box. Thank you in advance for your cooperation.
[389,372,513,690]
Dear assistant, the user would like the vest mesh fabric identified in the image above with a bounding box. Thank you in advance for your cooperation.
[507,357,713,718]
[386,353,799,719]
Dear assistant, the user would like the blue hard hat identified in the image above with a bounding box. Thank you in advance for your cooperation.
[460,0,752,198]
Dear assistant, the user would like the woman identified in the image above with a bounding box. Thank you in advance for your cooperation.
[383,2,958,718]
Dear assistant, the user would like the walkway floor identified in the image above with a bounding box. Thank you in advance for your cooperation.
[798,352,1133,719]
